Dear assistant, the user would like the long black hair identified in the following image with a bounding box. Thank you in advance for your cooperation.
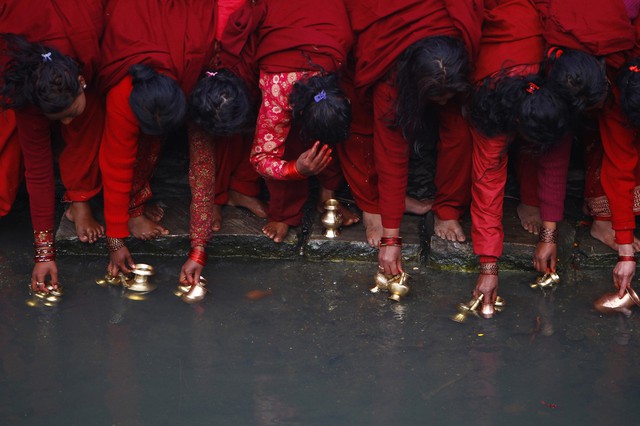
[128,64,186,135]
[617,58,640,128]
[188,68,255,136]
[0,33,81,114]
[546,48,608,114]
[289,73,351,146]
[396,35,471,151]
[471,73,571,152]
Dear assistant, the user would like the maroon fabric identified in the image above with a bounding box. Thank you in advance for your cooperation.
[98,0,217,95]
[253,0,352,73]
[0,0,104,84]
[534,0,635,56]
[473,0,544,81]
[345,0,484,92]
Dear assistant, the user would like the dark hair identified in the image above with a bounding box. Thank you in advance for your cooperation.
[0,33,81,114]
[289,73,351,145]
[128,64,186,135]
[471,74,570,152]
[188,68,255,136]
[546,48,608,114]
[395,35,471,150]
[617,58,640,128]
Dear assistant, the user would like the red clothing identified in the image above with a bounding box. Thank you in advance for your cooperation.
[534,0,634,57]
[99,76,140,238]
[0,0,104,232]
[470,0,544,258]
[0,110,21,217]
[346,0,483,94]
[599,87,640,245]
[255,0,352,73]
[344,0,483,229]
[98,0,218,95]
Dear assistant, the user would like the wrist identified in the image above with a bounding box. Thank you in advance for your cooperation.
[539,227,558,244]
[33,229,56,263]
[283,161,307,180]
[189,247,208,266]
[618,243,634,257]
[479,262,498,275]
[380,236,402,247]
[106,236,126,252]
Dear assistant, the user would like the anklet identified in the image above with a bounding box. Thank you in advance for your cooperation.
[479,263,498,275]
[539,227,558,244]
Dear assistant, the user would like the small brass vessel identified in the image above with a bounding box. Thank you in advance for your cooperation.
[27,282,62,307]
[320,199,343,238]
[530,272,560,290]
[594,287,640,317]
[451,293,506,322]
[387,272,410,302]
[123,264,157,293]
[370,271,393,293]
[173,283,191,297]
[96,273,127,287]
[181,277,208,304]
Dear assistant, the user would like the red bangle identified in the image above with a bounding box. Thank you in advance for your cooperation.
[380,236,402,247]
[618,256,637,262]
[283,161,307,180]
[189,248,208,266]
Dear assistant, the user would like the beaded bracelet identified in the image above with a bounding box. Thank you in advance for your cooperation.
[617,255,637,262]
[188,248,208,266]
[539,227,558,244]
[380,236,402,247]
[33,230,56,263]
[106,237,126,252]
[479,263,499,275]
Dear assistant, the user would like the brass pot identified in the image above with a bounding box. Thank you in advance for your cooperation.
[320,199,343,238]
[370,271,393,293]
[124,264,157,293]
[181,277,208,304]
[387,272,410,302]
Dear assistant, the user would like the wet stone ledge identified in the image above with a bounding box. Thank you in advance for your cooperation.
[55,196,620,270]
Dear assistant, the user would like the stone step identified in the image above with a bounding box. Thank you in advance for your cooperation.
[55,196,619,270]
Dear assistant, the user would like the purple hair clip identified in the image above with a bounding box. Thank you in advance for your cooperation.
[206,71,218,78]
[314,90,327,103]
[41,52,52,62]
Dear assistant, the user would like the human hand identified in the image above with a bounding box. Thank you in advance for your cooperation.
[473,273,498,304]
[533,242,557,273]
[295,141,332,176]
[180,258,204,286]
[31,261,59,291]
[107,246,135,276]
[378,245,403,276]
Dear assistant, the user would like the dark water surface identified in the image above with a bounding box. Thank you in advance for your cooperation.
[2,215,640,425]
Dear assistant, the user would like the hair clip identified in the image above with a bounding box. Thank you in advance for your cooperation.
[41,52,52,62]
[205,71,218,78]
[526,82,540,94]
[314,90,327,103]
[629,65,640,73]
[547,47,564,60]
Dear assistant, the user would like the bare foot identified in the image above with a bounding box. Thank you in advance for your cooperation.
[211,204,222,232]
[262,221,289,243]
[128,215,169,240]
[362,211,382,247]
[143,203,165,222]
[590,220,640,251]
[517,203,541,235]
[434,214,466,242]
[65,201,104,243]
[405,196,433,215]
[227,190,268,218]
[318,187,360,226]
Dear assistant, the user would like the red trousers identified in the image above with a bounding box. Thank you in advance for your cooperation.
[59,89,104,202]
[214,134,262,204]
[265,129,344,226]
[0,110,22,217]
[128,134,164,217]
[431,102,473,221]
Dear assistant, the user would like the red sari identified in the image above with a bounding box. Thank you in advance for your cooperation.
[0,0,105,232]
[343,0,483,229]
[98,0,217,238]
